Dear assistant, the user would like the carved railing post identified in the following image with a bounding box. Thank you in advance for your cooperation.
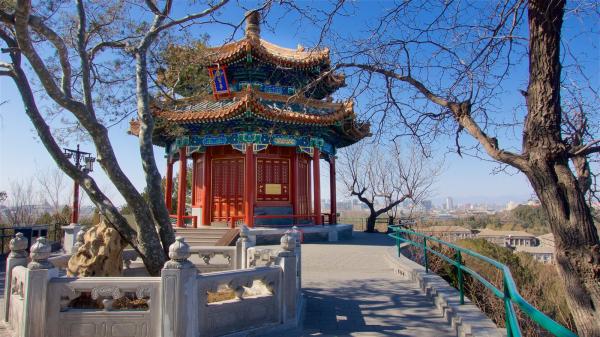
[4,232,28,322]
[61,223,82,254]
[277,233,298,325]
[290,226,302,291]
[161,237,198,337]
[24,237,58,337]
[239,225,255,269]
[71,229,85,255]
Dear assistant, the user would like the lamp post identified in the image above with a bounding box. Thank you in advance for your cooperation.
[63,144,95,224]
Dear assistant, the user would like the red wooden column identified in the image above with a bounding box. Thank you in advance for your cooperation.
[165,159,174,212]
[313,147,322,225]
[329,155,337,224]
[190,154,198,228]
[201,150,211,226]
[176,147,187,227]
[291,150,298,218]
[244,144,255,228]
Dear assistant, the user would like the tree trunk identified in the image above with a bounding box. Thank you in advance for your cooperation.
[524,1,600,335]
[526,162,600,336]
[135,51,175,253]
[365,214,377,233]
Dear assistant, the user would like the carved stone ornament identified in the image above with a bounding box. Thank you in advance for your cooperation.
[227,278,253,299]
[240,225,250,239]
[59,286,80,311]
[91,285,123,311]
[136,287,152,299]
[28,237,53,270]
[164,236,193,269]
[10,277,23,298]
[280,233,296,252]
[290,226,302,245]
[200,252,215,265]
[260,275,277,293]
[9,232,28,258]
[248,249,276,267]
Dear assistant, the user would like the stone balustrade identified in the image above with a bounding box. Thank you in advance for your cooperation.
[3,231,301,337]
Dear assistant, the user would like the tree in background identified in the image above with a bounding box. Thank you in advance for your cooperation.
[339,141,438,233]
[0,0,230,275]
[1,180,36,225]
[331,1,599,333]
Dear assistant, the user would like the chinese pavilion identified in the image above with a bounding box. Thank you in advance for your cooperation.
[130,11,369,228]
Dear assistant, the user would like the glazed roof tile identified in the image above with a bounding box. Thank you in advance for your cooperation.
[206,38,329,68]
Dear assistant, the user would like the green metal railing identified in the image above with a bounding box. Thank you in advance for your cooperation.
[389,226,577,337]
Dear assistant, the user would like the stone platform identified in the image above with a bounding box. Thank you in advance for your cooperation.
[265,231,461,336]
[247,224,353,245]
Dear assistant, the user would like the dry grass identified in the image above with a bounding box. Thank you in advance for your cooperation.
[207,289,236,303]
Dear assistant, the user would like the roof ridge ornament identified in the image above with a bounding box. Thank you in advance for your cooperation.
[245,10,260,40]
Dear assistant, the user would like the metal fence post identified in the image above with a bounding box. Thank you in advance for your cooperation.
[456,250,464,304]
[423,237,428,273]
[503,278,513,337]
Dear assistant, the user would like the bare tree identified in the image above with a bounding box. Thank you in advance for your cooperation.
[339,141,438,233]
[2,180,37,225]
[35,168,69,221]
[328,0,600,334]
[0,0,232,275]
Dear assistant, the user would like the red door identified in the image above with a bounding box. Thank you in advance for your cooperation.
[211,158,244,222]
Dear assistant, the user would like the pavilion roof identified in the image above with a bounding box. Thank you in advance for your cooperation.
[206,38,330,69]
[150,87,355,126]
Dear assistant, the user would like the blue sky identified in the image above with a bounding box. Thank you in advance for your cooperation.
[2,1,596,208]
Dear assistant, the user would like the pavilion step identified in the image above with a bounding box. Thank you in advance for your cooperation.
[173,227,231,246]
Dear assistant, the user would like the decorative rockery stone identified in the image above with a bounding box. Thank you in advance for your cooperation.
[67,220,126,277]
[9,232,28,258]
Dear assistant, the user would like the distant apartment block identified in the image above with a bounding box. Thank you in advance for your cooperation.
[421,225,474,241]
[476,229,537,247]
[515,245,554,264]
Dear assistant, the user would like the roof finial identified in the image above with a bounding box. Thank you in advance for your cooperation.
[245,10,260,40]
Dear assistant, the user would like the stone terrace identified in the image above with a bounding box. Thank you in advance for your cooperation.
[0,232,493,337]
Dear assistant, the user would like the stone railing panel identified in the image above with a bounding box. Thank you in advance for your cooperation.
[45,277,161,337]
[191,246,237,273]
[7,266,27,336]
[197,267,281,336]
[246,247,280,268]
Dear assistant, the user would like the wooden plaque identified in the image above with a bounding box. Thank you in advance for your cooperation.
[265,184,282,195]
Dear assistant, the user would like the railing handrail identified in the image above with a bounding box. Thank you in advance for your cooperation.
[388,226,577,337]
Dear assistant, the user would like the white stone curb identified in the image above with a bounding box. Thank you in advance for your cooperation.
[384,245,507,337]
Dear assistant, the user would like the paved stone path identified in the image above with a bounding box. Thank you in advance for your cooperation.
[285,232,456,336]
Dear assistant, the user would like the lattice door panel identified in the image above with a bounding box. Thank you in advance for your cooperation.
[211,158,244,222]
[257,158,290,201]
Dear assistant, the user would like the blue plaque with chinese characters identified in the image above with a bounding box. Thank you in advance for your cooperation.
[209,66,230,97]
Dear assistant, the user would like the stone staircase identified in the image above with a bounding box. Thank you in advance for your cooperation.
[173,227,233,246]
